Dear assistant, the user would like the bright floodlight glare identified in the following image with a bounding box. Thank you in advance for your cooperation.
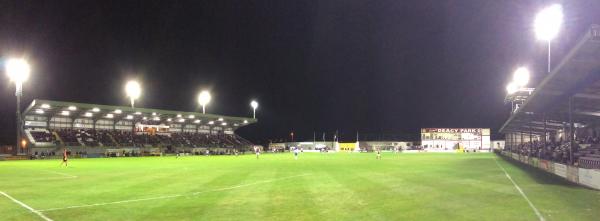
[534,4,563,41]
[61,111,70,116]
[106,113,114,118]
[35,109,44,114]
[41,104,50,109]
[167,118,172,122]
[188,115,195,119]
[92,107,100,112]
[250,100,259,118]
[506,82,519,94]
[243,120,248,124]
[513,67,530,87]
[84,112,93,117]
[153,117,160,121]
[5,58,31,83]
[208,121,214,125]
[125,80,141,99]
[114,109,122,114]
[68,106,77,111]
[198,91,211,114]
[194,119,200,123]
[126,115,133,120]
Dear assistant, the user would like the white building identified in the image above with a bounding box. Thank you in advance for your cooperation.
[421,128,491,151]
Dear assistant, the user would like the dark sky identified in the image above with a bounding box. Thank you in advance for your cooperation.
[1,0,600,144]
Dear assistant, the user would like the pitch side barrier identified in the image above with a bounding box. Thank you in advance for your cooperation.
[498,151,600,190]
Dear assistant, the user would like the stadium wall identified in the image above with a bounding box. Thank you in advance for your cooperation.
[499,151,600,190]
[268,141,416,152]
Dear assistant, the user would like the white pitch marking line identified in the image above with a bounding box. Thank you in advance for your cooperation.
[42,170,78,178]
[0,191,54,221]
[38,174,308,212]
[494,157,545,221]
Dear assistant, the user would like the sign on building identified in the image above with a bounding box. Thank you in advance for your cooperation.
[420,128,491,151]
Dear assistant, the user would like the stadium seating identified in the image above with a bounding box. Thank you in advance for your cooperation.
[507,137,600,168]
[97,131,116,146]
[578,145,600,169]
[78,129,99,147]
[46,129,253,149]
[579,157,600,169]
[108,131,134,147]
[26,129,55,143]
[55,129,81,146]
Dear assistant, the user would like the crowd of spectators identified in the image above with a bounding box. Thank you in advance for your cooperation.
[48,129,252,149]
[54,129,102,146]
[108,131,134,146]
[507,135,600,167]
[508,140,572,164]
[55,129,81,146]
[97,131,116,146]
[172,133,251,148]
[28,130,55,143]
[30,150,57,159]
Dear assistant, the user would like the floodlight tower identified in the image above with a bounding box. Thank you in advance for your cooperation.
[125,80,141,148]
[506,82,519,95]
[505,67,532,113]
[198,90,211,114]
[513,67,530,88]
[250,100,258,119]
[534,4,563,73]
[5,58,31,155]
[125,80,141,109]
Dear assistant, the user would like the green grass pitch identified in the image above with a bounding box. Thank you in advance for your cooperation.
[1,152,599,221]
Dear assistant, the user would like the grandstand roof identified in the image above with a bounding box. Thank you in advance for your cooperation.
[22,99,257,128]
[500,25,600,135]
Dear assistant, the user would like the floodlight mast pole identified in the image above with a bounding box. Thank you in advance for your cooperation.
[131,97,135,148]
[126,80,139,148]
[7,59,30,156]
[547,41,552,73]
[250,101,258,119]
[535,4,562,73]
[15,82,22,155]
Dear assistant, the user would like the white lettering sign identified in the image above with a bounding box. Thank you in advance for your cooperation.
[553,163,567,178]
[579,168,600,190]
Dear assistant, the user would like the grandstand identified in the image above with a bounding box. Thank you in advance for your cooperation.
[500,25,600,189]
[21,99,257,157]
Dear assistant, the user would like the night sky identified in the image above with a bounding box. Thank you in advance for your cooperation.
[1,0,600,145]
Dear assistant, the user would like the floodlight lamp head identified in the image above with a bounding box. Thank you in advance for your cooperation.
[5,58,30,84]
[534,4,563,41]
[513,67,530,87]
[198,90,211,106]
[125,80,141,100]
[506,82,519,95]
